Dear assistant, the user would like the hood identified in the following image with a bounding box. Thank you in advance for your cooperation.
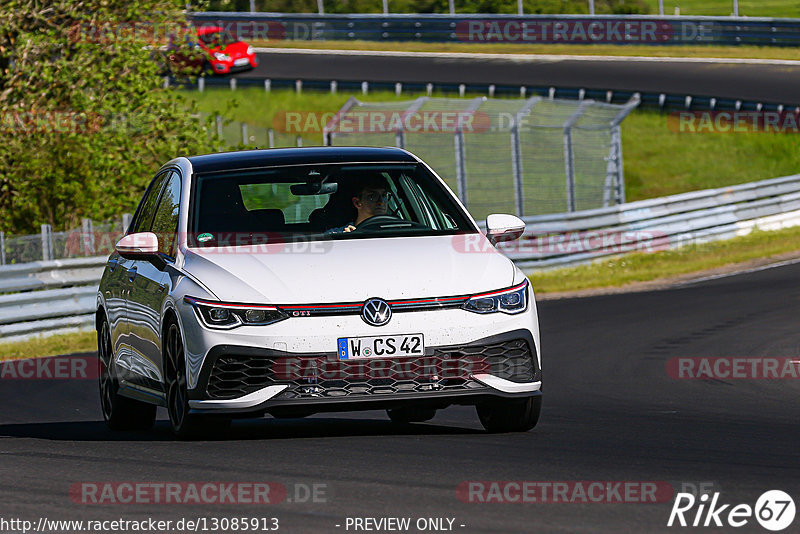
[181,234,515,304]
[219,41,250,57]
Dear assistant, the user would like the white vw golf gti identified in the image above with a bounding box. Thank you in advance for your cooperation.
[97,147,542,437]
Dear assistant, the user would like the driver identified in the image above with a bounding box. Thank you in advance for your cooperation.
[326,174,390,234]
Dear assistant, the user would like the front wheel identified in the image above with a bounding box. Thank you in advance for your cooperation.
[165,322,230,439]
[98,319,156,431]
[476,396,541,433]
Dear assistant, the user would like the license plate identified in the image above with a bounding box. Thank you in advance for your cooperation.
[337,334,424,360]
[234,58,250,66]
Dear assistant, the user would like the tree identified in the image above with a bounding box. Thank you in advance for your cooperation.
[0,0,222,234]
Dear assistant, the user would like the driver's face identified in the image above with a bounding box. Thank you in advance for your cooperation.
[355,187,388,218]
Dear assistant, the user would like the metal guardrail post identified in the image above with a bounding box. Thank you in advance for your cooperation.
[0,231,4,265]
[241,122,248,145]
[41,224,52,262]
[454,97,484,207]
[122,213,132,234]
[216,115,223,139]
[604,94,639,206]
[562,101,592,212]
[615,126,627,204]
[81,218,95,256]
[454,133,467,206]
[509,97,541,217]
[396,96,428,149]
[603,127,623,207]
[268,128,275,148]
[323,96,360,147]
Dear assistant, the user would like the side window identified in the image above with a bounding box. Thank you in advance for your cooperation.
[131,171,170,234]
[151,171,181,258]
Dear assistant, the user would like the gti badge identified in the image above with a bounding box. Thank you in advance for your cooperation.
[362,298,392,326]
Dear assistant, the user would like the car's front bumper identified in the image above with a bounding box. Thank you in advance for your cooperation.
[185,329,541,416]
[212,56,258,74]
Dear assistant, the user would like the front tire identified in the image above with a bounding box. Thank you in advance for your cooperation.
[98,319,156,431]
[476,396,541,433]
[165,322,230,439]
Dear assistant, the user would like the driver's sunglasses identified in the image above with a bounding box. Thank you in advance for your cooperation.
[362,191,391,203]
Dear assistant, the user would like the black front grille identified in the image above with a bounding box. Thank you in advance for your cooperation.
[206,338,536,400]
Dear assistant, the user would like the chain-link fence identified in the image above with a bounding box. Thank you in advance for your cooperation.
[0,216,130,265]
[322,95,638,219]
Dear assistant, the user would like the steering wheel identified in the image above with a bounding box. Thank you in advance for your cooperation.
[353,215,426,232]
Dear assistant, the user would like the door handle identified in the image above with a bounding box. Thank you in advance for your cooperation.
[126,266,138,282]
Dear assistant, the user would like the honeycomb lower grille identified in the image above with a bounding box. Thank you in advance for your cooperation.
[206,338,536,400]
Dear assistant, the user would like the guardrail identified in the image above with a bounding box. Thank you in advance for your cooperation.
[4,173,800,340]
[0,257,104,341]
[191,12,800,47]
[193,75,799,113]
[499,173,800,270]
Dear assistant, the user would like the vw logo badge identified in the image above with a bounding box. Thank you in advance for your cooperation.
[362,298,392,326]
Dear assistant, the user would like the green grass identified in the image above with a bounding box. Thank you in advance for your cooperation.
[254,39,800,60]
[642,0,800,17]
[530,225,800,293]
[622,111,800,201]
[185,88,800,203]
[0,331,96,361]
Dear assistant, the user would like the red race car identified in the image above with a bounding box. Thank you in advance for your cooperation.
[167,26,258,76]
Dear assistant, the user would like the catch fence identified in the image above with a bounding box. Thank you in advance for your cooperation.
[323,95,638,219]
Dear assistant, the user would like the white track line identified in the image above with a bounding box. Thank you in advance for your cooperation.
[674,256,800,287]
[253,46,800,66]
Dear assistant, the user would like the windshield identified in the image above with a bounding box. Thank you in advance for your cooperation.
[198,32,238,47]
[189,163,476,247]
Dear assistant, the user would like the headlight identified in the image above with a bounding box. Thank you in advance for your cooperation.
[185,296,287,329]
[463,281,528,315]
[246,45,254,55]
[213,52,230,61]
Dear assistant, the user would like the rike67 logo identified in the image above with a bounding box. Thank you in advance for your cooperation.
[668,490,795,531]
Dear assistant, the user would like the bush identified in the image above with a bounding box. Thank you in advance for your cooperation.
[0,0,222,234]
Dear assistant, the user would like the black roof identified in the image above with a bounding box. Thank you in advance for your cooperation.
[187,146,417,174]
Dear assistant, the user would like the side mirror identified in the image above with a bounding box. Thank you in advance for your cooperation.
[116,232,159,258]
[486,214,525,245]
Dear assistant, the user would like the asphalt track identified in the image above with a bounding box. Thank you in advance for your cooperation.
[247,49,800,105]
[2,262,800,533]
